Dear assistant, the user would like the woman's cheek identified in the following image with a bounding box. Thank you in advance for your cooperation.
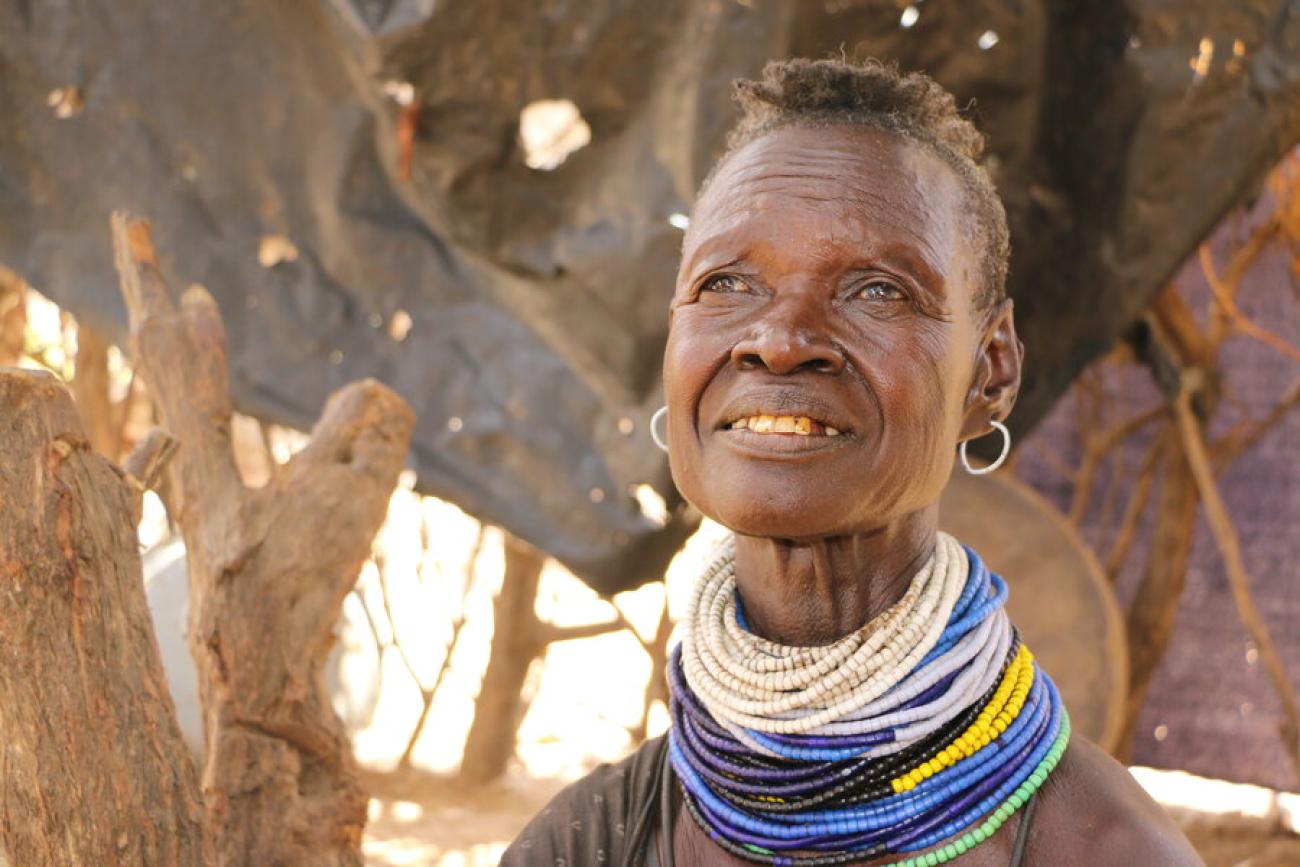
[666,317,728,396]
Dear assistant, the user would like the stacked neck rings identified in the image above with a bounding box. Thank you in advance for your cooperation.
[668,532,1069,866]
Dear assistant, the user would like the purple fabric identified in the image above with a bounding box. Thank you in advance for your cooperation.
[1014,207,1300,791]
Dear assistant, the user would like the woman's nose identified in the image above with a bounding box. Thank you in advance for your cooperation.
[730,305,845,376]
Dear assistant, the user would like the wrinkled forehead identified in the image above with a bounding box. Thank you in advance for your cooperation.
[681,125,968,281]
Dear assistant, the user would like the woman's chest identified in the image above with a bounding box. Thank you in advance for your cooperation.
[668,803,1025,867]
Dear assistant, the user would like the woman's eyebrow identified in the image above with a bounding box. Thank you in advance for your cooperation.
[680,231,750,279]
[856,239,949,295]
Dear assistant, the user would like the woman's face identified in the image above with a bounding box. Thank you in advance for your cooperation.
[664,123,1014,540]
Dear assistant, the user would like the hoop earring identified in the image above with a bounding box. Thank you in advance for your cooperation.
[650,406,670,453]
[960,420,1011,476]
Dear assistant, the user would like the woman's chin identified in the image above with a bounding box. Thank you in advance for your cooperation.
[703,498,848,542]
[684,472,928,542]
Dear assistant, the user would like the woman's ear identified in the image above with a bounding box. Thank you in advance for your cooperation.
[960,298,1023,440]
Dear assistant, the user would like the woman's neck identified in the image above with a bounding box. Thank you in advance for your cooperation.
[731,511,940,646]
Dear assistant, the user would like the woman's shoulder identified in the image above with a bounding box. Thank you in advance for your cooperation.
[1029,735,1205,866]
[500,735,668,866]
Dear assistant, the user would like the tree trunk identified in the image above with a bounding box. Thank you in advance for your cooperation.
[111,213,414,866]
[0,368,213,866]
[458,533,547,785]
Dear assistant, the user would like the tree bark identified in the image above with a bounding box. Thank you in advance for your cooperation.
[0,368,213,866]
[111,212,414,866]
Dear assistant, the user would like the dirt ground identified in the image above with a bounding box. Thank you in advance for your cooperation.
[1179,816,1300,866]
[362,770,557,866]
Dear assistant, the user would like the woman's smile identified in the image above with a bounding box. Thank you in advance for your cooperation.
[725,416,842,437]
[719,424,851,460]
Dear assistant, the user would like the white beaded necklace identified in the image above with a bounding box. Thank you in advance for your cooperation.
[681,532,975,740]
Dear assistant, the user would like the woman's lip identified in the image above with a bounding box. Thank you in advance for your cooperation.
[717,427,853,458]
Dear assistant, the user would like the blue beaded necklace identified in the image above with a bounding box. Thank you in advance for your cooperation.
[667,545,1068,865]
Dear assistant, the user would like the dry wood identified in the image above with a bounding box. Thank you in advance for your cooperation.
[1056,167,1298,763]
[1148,283,1214,371]
[0,368,213,866]
[119,426,181,530]
[396,600,469,770]
[1068,404,1164,526]
[371,544,475,771]
[1174,382,1300,777]
[533,615,627,645]
[1211,375,1300,472]
[1116,426,1199,759]
[1201,240,1300,363]
[632,594,674,743]
[0,266,25,366]
[111,212,414,866]
[123,427,180,490]
[1103,431,1164,581]
[459,532,549,785]
[463,552,669,782]
[1115,283,1215,757]
[457,529,647,785]
[355,525,483,771]
[69,324,119,458]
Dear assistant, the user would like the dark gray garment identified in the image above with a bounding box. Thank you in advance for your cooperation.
[500,736,667,866]
[503,735,1041,866]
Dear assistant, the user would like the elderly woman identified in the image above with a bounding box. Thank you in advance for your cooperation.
[502,59,1201,866]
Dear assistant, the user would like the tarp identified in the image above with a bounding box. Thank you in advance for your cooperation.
[1017,230,1300,792]
[2,0,1298,594]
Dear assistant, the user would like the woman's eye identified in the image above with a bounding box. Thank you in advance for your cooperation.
[855,280,906,302]
[701,275,751,294]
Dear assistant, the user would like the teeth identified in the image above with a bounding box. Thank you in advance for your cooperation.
[730,415,839,436]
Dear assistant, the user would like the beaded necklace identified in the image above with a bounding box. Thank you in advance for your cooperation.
[668,532,1068,866]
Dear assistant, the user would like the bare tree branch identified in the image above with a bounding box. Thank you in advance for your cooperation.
[1200,242,1300,363]
[1174,381,1300,777]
